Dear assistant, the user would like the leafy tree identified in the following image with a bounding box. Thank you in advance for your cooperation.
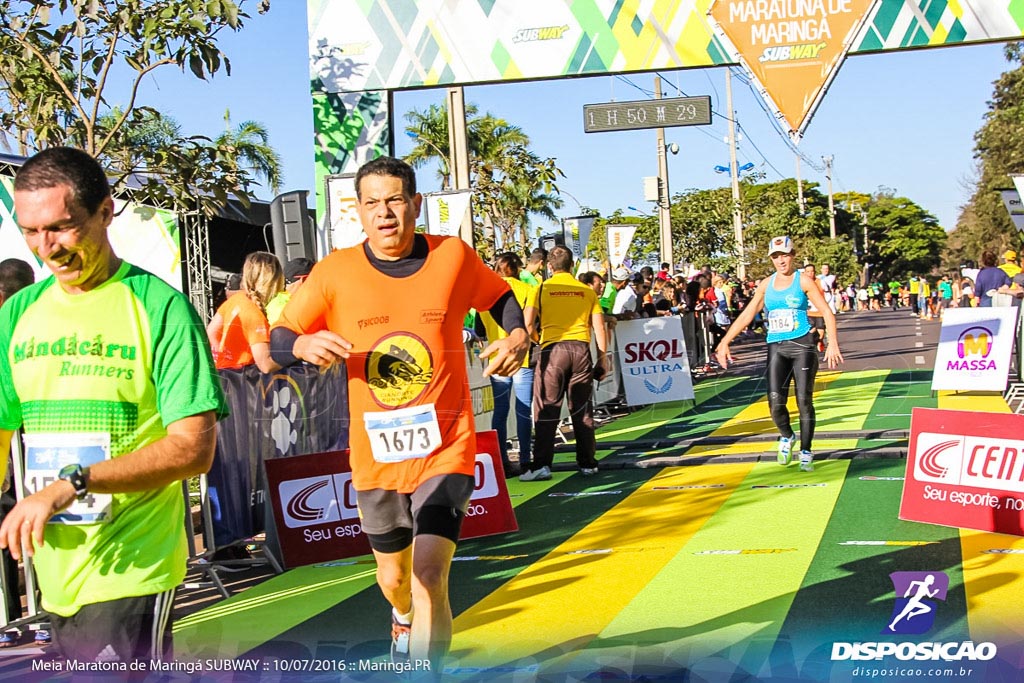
[947,43,1024,268]
[215,109,282,194]
[0,0,276,216]
[869,195,945,279]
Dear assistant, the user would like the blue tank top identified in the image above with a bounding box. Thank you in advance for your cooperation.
[764,273,812,343]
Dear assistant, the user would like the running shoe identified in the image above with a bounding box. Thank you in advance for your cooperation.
[580,467,599,476]
[0,629,19,648]
[777,436,793,466]
[519,466,552,482]
[33,629,51,644]
[799,451,814,472]
[390,612,411,664]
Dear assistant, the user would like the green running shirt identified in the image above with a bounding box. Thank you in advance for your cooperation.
[0,262,227,616]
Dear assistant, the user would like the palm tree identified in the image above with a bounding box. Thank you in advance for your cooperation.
[402,100,563,254]
[216,109,283,195]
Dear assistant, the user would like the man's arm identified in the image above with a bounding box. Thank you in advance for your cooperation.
[591,311,609,369]
[479,291,529,378]
[0,411,217,560]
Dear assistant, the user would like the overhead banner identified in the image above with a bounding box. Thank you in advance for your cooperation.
[999,190,1024,232]
[708,0,877,135]
[931,307,1017,392]
[424,190,473,237]
[324,173,364,251]
[562,216,595,261]
[607,224,637,269]
[264,430,517,568]
[309,0,1024,183]
[901,408,1024,536]
[614,316,694,406]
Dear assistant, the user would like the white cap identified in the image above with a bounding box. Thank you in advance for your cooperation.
[611,266,632,281]
[768,235,794,256]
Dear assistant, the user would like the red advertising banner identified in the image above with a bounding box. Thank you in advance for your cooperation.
[265,430,518,568]
[900,408,1024,536]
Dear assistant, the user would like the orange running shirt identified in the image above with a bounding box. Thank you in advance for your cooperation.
[275,235,510,492]
[213,292,270,370]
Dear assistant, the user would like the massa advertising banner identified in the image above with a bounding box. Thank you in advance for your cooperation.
[265,430,518,568]
[901,408,1024,536]
[930,307,1017,392]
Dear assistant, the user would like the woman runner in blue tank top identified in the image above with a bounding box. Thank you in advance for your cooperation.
[714,236,844,472]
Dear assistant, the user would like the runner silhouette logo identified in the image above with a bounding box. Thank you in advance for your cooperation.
[884,571,949,635]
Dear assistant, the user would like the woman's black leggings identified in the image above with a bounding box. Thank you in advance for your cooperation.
[766,332,819,452]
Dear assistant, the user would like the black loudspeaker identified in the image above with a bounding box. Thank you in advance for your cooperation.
[539,232,565,252]
[270,190,315,264]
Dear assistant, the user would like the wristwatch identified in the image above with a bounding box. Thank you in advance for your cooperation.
[58,464,90,500]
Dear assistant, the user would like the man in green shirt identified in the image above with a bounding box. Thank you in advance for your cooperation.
[0,147,226,664]
[519,247,547,286]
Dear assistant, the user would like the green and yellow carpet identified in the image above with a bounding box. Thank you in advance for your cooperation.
[173,370,1024,681]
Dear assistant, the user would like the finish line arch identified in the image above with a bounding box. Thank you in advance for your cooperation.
[307,1,1023,220]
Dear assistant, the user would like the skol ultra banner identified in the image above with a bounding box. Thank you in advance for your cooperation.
[901,408,1024,536]
[265,430,517,568]
[607,224,637,269]
[424,190,473,237]
[931,307,1017,392]
[614,316,695,406]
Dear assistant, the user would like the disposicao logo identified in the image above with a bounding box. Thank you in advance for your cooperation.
[831,570,997,663]
[885,571,948,635]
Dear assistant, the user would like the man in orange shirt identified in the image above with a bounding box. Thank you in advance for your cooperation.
[270,157,528,673]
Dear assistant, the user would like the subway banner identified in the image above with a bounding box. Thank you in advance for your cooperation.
[562,215,595,261]
[607,224,637,269]
[264,430,517,568]
[614,316,694,406]
[930,307,1017,392]
[308,0,1024,186]
[424,190,473,237]
[901,408,1024,536]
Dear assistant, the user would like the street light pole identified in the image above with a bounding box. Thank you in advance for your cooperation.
[446,86,474,246]
[823,155,836,239]
[725,67,746,281]
[654,76,673,272]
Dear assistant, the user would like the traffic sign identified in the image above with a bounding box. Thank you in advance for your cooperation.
[583,96,712,133]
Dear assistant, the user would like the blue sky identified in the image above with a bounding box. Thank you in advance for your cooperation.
[132,6,1012,233]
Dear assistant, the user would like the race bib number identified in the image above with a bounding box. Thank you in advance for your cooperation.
[767,309,797,333]
[365,404,443,464]
[22,433,113,525]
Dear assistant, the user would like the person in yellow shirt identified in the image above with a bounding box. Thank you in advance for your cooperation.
[999,249,1021,278]
[521,246,608,481]
[479,252,537,477]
